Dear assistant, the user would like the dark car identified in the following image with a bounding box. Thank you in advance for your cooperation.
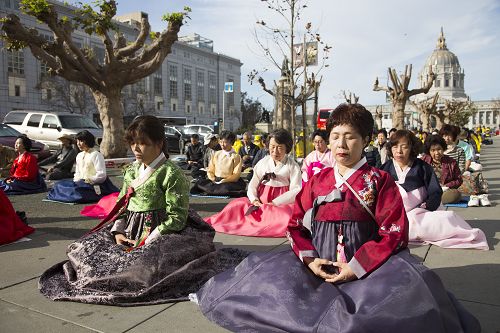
[164,126,192,153]
[0,123,52,160]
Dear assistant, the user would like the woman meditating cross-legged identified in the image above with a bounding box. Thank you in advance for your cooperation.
[47,130,118,203]
[190,130,246,197]
[381,130,488,250]
[204,129,301,237]
[39,116,246,305]
[193,103,481,332]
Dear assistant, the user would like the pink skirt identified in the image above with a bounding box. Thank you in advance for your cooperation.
[205,185,292,237]
[80,192,120,219]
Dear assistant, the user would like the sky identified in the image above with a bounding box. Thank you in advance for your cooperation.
[85,0,500,110]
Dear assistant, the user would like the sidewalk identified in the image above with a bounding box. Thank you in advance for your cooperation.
[1,140,499,333]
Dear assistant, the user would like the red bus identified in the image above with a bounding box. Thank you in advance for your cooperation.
[317,108,333,130]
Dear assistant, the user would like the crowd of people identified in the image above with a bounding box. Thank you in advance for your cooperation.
[0,105,493,331]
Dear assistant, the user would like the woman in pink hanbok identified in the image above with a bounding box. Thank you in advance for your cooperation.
[301,130,334,183]
[381,130,488,250]
[204,129,301,237]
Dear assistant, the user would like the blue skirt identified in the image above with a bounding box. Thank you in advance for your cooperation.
[47,178,119,203]
[195,220,481,332]
[0,174,47,195]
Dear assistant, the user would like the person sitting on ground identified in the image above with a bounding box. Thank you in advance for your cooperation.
[38,134,78,180]
[46,130,118,203]
[190,130,246,197]
[363,134,381,168]
[202,133,219,170]
[39,115,246,306]
[183,134,205,180]
[252,133,269,168]
[253,134,265,149]
[194,103,482,332]
[420,135,462,204]
[457,128,474,172]
[374,128,389,164]
[439,124,466,173]
[238,131,260,171]
[205,129,301,237]
[301,129,334,183]
[381,130,487,249]
[0,143,16,179]
[0,135,47,195]
[0,188,34,245]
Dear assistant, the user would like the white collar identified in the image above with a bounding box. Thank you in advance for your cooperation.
[139,152,165,177]
[393,159,413,184]
[334,157,367,188]
[221,149,235,157]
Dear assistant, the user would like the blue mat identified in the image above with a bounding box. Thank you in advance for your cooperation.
[444,196,469,208]
[42,199,77,205]
[190,194,230,199]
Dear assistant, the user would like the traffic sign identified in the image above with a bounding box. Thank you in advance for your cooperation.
[224,82,234,93]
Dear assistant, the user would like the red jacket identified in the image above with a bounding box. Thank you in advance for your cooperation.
[9,152,38,182]
[421,154,462,189]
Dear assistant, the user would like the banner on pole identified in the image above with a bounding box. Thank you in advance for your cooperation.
[224,82,234,93]
[293,42,318,67]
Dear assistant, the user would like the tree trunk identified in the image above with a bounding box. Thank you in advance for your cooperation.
[392,101,406,129]
[421,111,431,133]
[376,116,383,131]
[92,89,127,158]
[435,115,445,130]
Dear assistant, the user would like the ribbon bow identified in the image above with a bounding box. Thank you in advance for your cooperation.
[261,172,276,184]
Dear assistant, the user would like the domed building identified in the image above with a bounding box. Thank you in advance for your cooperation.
[418,28,467,100]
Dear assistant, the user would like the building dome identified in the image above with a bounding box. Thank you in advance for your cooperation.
[418,28,467,101]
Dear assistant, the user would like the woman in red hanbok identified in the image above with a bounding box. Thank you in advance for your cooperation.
[0,188,34,245]
[193,103,480,332]
[204,129,301,237]
[0,135,46,195]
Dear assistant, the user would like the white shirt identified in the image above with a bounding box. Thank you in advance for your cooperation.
[73,149,106,184]
[248,155,302,206]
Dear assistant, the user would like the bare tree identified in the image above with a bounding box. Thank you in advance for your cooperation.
[374,105,383,130]
[342,90,359,104]
[247,0,331,141]
[409,93,439,132]
[373,65,435,129]
[37,76,95,116]
[433,98,477,129]
[1,0,190,157]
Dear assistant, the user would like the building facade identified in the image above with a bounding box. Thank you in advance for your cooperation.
[0,1,243,130]
[367,29,499,130]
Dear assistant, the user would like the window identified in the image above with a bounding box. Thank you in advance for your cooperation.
[199,105,204,114]
[186,104,191,114]
[2,0,19,9]
[183,51,190,59]
[211,106,216,116]
[42,115,58,128]
[453,79,457,88]
[435,79,440,88]
[226,76,234,107]
[208,72,216,104]
[196,70,205,101]
[153,71,162,96]
[14,85,20,96]
[8,50,24,75]
[183,67,192,101]
[27,114,42,127]
[4,111,27,125]
[172,103,176,112]
[444,79,449,87]
[169,64,178,98]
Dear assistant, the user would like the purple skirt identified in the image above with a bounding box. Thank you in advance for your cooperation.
[195,220,480,332]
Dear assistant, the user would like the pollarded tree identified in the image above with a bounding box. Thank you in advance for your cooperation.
[373,65,435,130]
[409,92,439,132]
[433,98,477,129]
[1,0,190,157]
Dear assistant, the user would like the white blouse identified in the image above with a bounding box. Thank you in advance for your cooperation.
[248,155,302,206]
[73,149,106,184]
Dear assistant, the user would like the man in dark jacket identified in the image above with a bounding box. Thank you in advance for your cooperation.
[185,134,205,180]
[38,134,78,180]
[239,132,260,171]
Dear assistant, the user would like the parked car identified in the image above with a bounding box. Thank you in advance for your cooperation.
[182,125,214,137]
[0,123,51,160]
[164,126,187,153]
[3,110,103,150]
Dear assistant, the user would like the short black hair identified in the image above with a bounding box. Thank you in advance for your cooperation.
[377,129,388,138]
[125,115,169,158]
[191,134,200,140]
[75,130,96,148]
[424,134,447,154]
[439,124,460,141]
[386,130,422,161]
[16,134,32,152]
[268,129,293,153]
[219,130,236,144]
[326,103,374,141]
[311,129,328,142]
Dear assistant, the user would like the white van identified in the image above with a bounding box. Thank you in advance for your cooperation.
[3,110,103,150]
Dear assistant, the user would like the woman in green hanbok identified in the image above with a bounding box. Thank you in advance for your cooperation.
[39,116,246,306]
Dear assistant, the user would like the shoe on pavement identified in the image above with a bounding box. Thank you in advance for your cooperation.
[479,194,491,207]
[468,195,480,207]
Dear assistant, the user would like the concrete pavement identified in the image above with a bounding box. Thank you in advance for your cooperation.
[1,139,499,333]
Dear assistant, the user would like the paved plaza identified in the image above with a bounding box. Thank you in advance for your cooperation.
[1,139,499,333]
